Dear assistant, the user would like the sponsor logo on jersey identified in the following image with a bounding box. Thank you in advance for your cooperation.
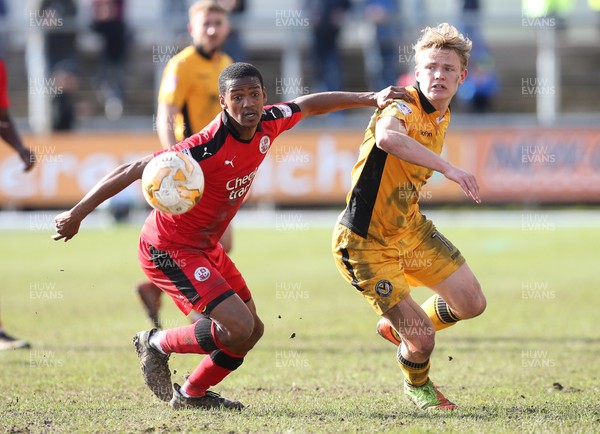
[396,102,413,115]
[194,267,211,282]
[259,136,271,154]
[226,166,259,200]
[375,280,393,297]
[273,104,293,118]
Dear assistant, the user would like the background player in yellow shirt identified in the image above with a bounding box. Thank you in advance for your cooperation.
[332,23,486,410]
[137,1,234,328]
[156,0,232,145]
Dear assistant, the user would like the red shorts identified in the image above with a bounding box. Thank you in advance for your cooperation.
[138,237,250,316]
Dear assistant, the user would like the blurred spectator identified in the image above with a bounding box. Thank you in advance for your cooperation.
[362,0,402,91]
[39,0,79,130]
[161,0,188,45]
[461,0,487,57]
[456,0,499,113]
[304,0,352,92]
[456,53,499,113]
[218,0,247,61]
[0,0,7,59]
[91,0,128,120]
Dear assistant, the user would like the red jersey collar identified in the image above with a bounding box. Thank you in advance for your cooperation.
[221,110,263,143]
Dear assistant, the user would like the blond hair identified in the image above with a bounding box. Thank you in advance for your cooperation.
[189,0,229,22]
[413,23,472,70]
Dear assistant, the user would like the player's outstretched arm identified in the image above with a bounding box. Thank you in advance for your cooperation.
[376,115,480,203]
[53,155,153,242]
[293,86,414,119]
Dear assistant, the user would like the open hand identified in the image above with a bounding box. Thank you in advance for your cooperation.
[375,85,416,109]
[443,165,481,204]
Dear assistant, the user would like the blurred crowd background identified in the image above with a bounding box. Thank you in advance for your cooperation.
[1,0,599,212]
[1,0,599,129]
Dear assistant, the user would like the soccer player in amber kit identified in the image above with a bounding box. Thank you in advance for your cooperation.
[53,62,410,409]
[332,23,486,410]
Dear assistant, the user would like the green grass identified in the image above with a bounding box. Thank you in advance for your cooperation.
[1,215,599,433]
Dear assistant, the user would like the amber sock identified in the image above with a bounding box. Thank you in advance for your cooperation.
[421,294,461,331]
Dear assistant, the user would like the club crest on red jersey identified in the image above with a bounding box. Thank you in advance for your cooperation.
[194,267,211,282]
[259,136,271,154]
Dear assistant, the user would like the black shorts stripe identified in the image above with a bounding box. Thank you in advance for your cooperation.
[203,289,235,315]
[148,245,200,306]
[210,349,244,371]
[340,248,364,292]
[339,145,388,239]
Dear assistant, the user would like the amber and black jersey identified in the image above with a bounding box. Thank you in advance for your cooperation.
[339,83,451,248]
[158,46,233,140]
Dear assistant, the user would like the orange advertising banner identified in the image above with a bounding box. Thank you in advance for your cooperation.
[1,128,599,208]
[468,129,600,203]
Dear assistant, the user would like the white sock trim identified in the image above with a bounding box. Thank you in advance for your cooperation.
[149,331,167,355]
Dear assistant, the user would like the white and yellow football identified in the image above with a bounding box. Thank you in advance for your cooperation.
[141,151,204,215]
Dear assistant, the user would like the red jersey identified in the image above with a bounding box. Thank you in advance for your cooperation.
[0,59,10,109]
[141,102,302,250]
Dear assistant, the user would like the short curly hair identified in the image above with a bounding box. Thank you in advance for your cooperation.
[218,62,265,95]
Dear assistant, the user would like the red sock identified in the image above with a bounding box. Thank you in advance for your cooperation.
[159,323,206,354]
[159,316,219,354]
[182,348,245,397]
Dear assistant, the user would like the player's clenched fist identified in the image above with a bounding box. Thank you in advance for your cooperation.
[52,211,80,242]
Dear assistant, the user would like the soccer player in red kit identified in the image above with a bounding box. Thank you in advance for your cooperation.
[0,57,36,351]
[0,58,35,171]
[53,62,409,409]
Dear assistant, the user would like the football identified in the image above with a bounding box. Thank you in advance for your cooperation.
[141,151,204,215]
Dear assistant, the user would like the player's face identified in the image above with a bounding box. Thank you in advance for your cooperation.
[189,10,230,53]
[220,76,267,138]
[415,48,467,107]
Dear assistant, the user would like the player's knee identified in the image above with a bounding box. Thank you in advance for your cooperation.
[472,291,487,317]
[246,317,264,349]
[418,336,435,357]
[253,317,265,341]
[462,281,486,319]
[221,316,255,346]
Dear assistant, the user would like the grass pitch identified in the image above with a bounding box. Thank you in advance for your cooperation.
[1,210,599,433]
